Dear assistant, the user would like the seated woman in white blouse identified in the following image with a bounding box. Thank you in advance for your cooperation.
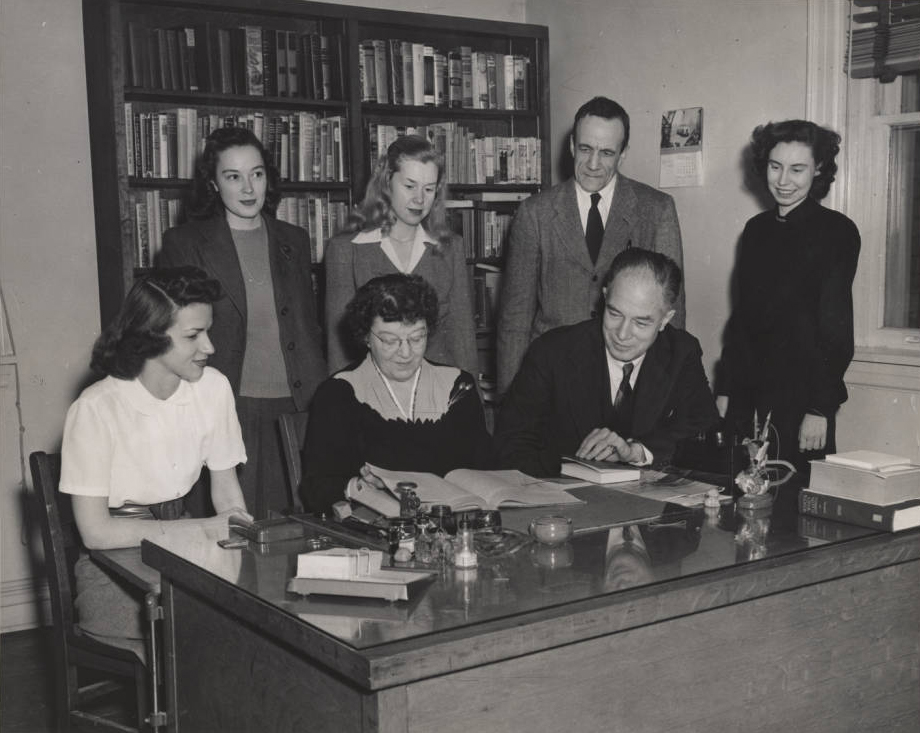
[59,266,250,653]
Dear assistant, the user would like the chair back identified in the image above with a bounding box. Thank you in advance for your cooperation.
[277,411,309,511]
[30,452,79,636]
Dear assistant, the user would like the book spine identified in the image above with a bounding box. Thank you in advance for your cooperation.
[299,35,314,99]
[388,39,403,106]
[360,41,376,102]
[276,30,288,97]
[799,490,902,531]
[503,54,515,110]
[165,29,182,91]
[401,41,414,106]
[448,50,462,108]
[286,31,299,97]
[243,26,264,96]
[411,43,425,107]
[460,46,473,108]
[373,39,389,104]
[124,103,135,177]
[181,27,199,91]
[320,35,333,101]
[422,45,435,106]
[262,29,278,97]
[485,53,497,110]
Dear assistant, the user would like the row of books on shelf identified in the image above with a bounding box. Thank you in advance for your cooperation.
[472,265,502,331]
[125,105,348,182]
[368,123,541,185]
[275,196,349,264]
[132,191,348,268]
[798,450,920,532]
[359,39,531,111]
[125,21,344,100]
[448,206,513,259]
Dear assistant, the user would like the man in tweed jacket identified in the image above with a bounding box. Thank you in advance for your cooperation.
[497,96,684,394]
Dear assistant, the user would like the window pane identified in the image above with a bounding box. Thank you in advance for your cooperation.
[902,73,920,114]
[885,124,920,329]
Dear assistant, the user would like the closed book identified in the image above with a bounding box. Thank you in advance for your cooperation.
[459,46,473,108]
[560,457,641,485]
[433,51,448,107]
[319,34,334,100]
[286,31,299,97]
[808,459,920,504]
[824,450,912,471]
[242,26,264,96]
[179,27,199,91]
[125,22,148,87]
[298,34,315,98]
[799,488,920,532]
[411,43,425,107]
[276,29,288,96]
[165,29,182,90]
[400,41,414,105]
[216,28,234,94]
[359,41,376,102]
[194,22,219,93]
[261,29,278,97]
[372,39,389,104]
[422,45,435,106]
[388,39,403,105]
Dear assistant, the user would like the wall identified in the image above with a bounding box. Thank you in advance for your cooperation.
[0,0,101,631]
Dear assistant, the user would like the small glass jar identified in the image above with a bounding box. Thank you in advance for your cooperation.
[388,517,416,556]
[453,519,478,568]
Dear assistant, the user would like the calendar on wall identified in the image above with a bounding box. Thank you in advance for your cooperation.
[659,107,703,187]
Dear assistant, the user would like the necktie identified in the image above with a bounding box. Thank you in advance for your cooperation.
[613,361,634,429]
[585,192,604,264]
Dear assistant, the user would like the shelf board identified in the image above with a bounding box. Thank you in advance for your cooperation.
[125,89,349,112]
[360,103,538,120]
[129,178,351,190]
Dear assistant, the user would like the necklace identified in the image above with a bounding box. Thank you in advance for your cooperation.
[371,356,421,421]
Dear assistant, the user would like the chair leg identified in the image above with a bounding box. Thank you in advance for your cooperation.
[134,663,149,731]
[56,663,79,733]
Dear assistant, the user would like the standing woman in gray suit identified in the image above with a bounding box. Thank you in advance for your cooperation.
[159,127,326,518]
[323,135,478,377]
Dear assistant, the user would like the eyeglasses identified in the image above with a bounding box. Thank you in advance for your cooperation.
[370,330,428,351]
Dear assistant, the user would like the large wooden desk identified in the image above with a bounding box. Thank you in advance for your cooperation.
[142,483,920,732]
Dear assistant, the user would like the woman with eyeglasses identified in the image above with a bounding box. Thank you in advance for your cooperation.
[323,134,478,378]
[300,273,492,514]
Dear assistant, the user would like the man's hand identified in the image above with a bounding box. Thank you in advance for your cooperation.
[798,413,827,452]
[576,428,641,463]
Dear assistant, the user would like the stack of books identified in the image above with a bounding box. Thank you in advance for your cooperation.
[799,451,920,532]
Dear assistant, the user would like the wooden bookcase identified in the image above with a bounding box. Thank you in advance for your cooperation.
[82,0,550,389]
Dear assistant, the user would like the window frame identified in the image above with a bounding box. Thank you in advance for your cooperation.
[806,0,920,374]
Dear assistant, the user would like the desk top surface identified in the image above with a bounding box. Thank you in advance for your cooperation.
[138,474,919,652]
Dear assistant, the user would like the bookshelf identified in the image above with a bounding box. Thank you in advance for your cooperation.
[82,0,551,387]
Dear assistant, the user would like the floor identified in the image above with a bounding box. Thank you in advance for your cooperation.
[0,627,135,732]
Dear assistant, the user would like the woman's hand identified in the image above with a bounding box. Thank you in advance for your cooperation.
[798,413,827,452]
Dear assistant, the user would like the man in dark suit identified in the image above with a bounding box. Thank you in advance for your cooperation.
[497,96,684,394]
[495,249,716,478]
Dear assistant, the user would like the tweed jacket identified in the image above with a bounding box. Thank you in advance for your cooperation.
[494,319,718,478]
[496,175,684,393]
[323,229,478,376]
[158,215,327,411]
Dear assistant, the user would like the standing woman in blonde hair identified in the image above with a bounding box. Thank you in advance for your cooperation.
[324,135,478,376]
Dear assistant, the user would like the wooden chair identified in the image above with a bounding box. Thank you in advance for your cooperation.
[29,451,150,732]
[277,411,310,512]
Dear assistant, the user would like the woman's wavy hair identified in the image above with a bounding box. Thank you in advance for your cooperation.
[750,119,841,200]
[344,273,440,349]
[90,266,222,379]
[189,126,281,219]
[346,135,453,247]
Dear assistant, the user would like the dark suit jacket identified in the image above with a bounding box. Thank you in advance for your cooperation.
[494,319,718,477]
[496,175,684,393]
[158,215,326,411]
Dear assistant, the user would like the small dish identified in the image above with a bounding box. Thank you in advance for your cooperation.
[528,515,573,546]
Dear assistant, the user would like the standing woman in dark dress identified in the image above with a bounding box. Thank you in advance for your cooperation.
[717,120,860,475]
[159,127,326,517]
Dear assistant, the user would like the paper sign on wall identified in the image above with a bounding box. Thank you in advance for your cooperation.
[660,107,703,188]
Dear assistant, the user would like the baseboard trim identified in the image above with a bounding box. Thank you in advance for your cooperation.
[1,577,50,633]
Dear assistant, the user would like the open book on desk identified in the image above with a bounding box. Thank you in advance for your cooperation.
[348,465,585,517]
